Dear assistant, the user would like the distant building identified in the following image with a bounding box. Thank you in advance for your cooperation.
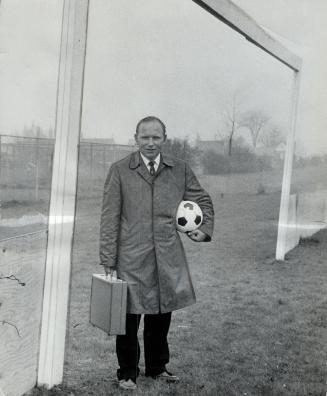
[256,142,286,160]
[275,142,287,160]
[196,137,225,155]
[255,143,272,156]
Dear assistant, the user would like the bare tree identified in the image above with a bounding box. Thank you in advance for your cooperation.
[259,124,285,149]
[240,110,269,151]
[220,92,243,156]
[22,122,48,138]
[233,135,248,149]
[163,137,200,166]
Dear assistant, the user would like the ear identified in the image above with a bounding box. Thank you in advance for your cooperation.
[134,133,138,145]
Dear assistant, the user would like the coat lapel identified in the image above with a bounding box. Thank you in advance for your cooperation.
[138,161,153,184]
[155,156,165,178]
[129,151,175,184]
[156,153,174,177]
[129,151,153,185]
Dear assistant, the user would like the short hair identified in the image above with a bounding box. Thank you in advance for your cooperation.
[135,116,166,137]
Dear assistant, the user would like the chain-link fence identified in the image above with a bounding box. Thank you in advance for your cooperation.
[77,141,136,195]
[0,135,55,203]
[0,135,135,204]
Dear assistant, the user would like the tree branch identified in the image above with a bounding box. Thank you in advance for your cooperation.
[0,274,26,286]
[1,320,22,338]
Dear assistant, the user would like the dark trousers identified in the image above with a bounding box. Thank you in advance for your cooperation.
[116,312,172,382]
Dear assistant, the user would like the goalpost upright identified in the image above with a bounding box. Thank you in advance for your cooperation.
[191,0,302,261]
[37,0,89,388]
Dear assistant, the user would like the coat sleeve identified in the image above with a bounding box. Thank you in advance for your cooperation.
[99,164,122,267]
[183,163,214,241]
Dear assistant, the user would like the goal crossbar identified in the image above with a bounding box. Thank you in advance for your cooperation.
[192,0,302,71]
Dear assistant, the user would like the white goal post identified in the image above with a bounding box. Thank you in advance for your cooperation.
[36,0,301,388]
[190,0,302,261]
[37,0,90,388]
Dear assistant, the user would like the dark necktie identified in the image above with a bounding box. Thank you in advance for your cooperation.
[149,160,155,176]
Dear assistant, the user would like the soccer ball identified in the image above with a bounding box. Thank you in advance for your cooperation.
[176,200,203,233]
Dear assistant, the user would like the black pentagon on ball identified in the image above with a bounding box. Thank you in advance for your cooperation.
[195,215,202,225]
[184,202,193,210]
[178,217,187,226]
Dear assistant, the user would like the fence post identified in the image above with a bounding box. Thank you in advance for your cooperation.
[0,135,2,191]
[90,143,93,186]
[35,136,40,201]
[0,135,2,209]
[103,145,106,179]
[13,142,17,202]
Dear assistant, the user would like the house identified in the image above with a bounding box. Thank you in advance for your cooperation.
[196,137,225,155]
[275,142,286,160]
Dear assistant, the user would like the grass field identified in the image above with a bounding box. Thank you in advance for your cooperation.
[26,168,327,396]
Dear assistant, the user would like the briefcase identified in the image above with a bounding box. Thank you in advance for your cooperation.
[90,273,127,335]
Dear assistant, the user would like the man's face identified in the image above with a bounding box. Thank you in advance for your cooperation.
[135,120,166,160]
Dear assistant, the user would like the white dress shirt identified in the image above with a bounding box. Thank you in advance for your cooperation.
[140,153,160,173]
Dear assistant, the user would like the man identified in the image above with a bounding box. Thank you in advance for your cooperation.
[100,116,214,390]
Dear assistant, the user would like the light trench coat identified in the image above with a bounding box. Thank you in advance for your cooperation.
[100,151,214,314]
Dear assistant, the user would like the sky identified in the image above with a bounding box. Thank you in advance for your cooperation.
[0,0,63,134]
[233,0,327,155]
[81,0,294,145]
[0,0,326,155]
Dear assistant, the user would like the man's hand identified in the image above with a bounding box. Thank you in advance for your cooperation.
[103,265,114,277]
[187,229,207,242]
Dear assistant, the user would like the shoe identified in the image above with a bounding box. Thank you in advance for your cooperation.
[118,379,137,390]
[153,370,179,382]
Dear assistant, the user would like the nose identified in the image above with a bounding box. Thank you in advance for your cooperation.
[148,138,154,146]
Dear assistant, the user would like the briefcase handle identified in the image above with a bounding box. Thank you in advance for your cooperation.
[106,270,118,281]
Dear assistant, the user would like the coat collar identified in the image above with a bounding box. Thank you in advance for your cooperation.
[129,151,175,170]
[129,151,174,185]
